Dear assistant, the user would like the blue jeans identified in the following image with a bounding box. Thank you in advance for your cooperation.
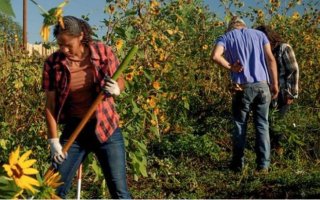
[56,118,131,199]
[231,82,271,170]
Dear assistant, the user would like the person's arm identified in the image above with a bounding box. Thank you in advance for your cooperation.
[116,74,125,92]
[45,90,67,164]
[263,43,279,99]
[282,44,299,103]
[45,91,58,139]
[211,44,243,73]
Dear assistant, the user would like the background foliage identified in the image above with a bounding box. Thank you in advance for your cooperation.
[0,0,319,198]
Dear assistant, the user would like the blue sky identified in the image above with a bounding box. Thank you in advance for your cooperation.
[11,0,302,43]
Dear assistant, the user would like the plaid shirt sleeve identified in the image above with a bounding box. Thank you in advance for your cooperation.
[282,44,299,98]
[93,42,120,143]
[95,44,120,88]
[42,56,55,91]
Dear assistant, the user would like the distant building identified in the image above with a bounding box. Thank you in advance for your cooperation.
[26,43,57,56]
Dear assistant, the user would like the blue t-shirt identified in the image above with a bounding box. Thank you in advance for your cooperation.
[216,28,270,84]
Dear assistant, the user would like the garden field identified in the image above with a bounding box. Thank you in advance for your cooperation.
[0,0,319,198]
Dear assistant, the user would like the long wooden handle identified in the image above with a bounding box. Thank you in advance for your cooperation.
[45,45,138,175]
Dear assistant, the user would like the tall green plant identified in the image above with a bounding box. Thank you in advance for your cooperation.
[0,13,22,57]
[101,0,224,180]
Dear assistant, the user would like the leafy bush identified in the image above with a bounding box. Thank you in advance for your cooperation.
[0,0,319,198]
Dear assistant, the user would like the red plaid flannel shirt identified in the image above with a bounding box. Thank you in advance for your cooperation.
[42,42,120,143]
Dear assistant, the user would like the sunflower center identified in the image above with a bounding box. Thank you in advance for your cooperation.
[12,164,23,178]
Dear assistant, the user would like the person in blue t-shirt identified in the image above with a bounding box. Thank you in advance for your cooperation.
[211,16,279,174]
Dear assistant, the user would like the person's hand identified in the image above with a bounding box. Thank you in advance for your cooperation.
[285,95,294,105]
[230,60,243,73]
[48,138,67,164]
[103,76,120,96]
[270,83,279,99]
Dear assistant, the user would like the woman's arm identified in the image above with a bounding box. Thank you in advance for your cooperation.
[116,74,125,92]
[283,44,299,99]
[45,91,58,139]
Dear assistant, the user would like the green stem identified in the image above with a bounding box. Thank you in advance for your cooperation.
[112,45,139,80]
[29,0,49,15]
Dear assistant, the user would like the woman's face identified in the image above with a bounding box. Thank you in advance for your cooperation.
[57,33,83,57]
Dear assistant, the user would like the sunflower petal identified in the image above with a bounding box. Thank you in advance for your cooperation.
[23,168,39,175]
[18,150,32,163]
[14,176,26,189]
[19,176,39,193]
[45,171,63,188]
[9,146,20,165]
[21,175,40,187]
[20,159,36,169]
[44,169,55,180]
[50,182,64,188]
[57,1,68,8]
[20,180,37,194]
[3,164,13,176]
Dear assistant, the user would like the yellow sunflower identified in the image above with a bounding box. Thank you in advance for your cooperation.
[40,170,63,199]
[44,170,63,189]
[3,146,40,194]
[115,39,124,51]
[152,81,161,90]
[125,72,134,81]
[147,96,157,108]
[37,1,69,42]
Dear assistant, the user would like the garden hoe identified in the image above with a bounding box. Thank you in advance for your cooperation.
[44,45,138,199]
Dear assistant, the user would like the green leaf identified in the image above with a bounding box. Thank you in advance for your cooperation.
[125,26,134,40]
[0,176,20,199]
[0,0,15,17]
[126,124,135,131]
[132,139,147,153]
[184,99,190,110]
[91,159,103,182]
[133,174,138,181]
[139,162,148,177]
[143,70,153,81]
[125,9,137,16]
[150,126,160,139]
[0,139,8,150]
[131,98,140,114]
[114,27,126,39]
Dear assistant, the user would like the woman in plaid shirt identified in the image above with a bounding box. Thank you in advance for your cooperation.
[42,16,131,198]
[256,25,299,155]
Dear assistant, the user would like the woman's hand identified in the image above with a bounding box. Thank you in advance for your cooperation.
[48,138,68,164]
[103,76,121,96]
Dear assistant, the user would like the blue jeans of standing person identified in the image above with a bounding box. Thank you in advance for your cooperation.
[56,118,131,199]
[231,82,271,170]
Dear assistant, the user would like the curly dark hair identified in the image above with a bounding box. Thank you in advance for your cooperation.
[53,16,93,45]
[256,25,284,49]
